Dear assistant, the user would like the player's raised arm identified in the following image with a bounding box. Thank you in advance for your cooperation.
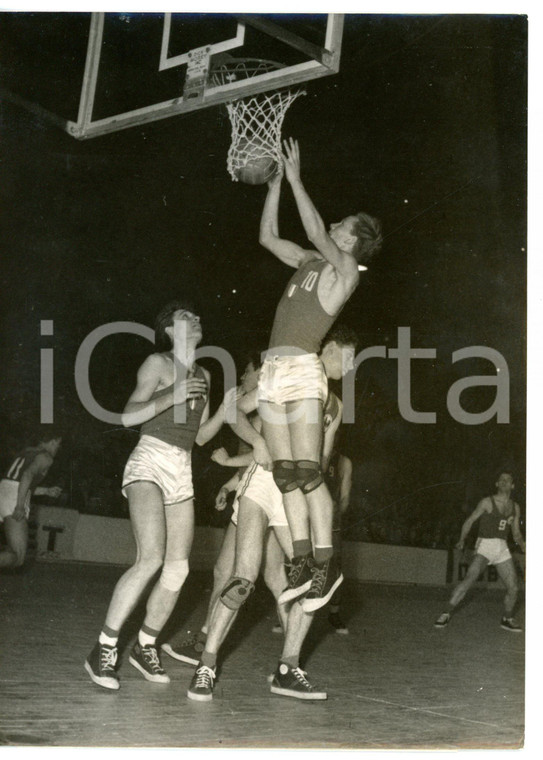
[259,161,315,269]
[281,138,358,282]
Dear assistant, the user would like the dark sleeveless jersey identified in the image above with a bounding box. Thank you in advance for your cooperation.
[269,259,339,354]
[141,364,208,451]
[478,497,515,539]
[2,448,47,488]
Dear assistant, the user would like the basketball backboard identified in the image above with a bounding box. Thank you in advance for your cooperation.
[0,12,344,139]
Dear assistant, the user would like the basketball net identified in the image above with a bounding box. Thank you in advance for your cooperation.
[210,58,305,182]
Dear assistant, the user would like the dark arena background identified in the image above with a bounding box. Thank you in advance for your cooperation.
[0,8,528,753]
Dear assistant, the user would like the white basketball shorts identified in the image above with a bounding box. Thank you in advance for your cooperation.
[0,479,31,522]
[122,435,193,506]
[232,461,288,528]
[257,353,328,406]
[475,537,513,566]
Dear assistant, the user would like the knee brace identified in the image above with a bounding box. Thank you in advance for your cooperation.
[159,558,189,592]
[295,460,324,494]
[272,460,299,494]
[220,576,255,610]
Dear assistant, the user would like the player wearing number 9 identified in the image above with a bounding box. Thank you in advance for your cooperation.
[434,470,526,632]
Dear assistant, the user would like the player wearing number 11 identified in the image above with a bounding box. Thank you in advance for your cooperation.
[232,137,382,612]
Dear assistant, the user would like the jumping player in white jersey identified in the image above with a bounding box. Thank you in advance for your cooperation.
[0,429,63,569]
[186,326,356,702]
[84,300,238,690]
[434,471,525,632]
[231,138,381,613]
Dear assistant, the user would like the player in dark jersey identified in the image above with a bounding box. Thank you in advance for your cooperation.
[324,450,353,634]
[186,329,354,702]
[84,301,239,691]
[0,429,62,569]
[234,138,381,612]
[434,471,525,632]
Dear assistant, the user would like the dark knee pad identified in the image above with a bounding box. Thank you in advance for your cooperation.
[295,460,324,494]
[272,460,299,494]
[220,576,255,610]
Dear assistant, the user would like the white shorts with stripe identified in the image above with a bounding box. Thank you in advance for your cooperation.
[122,434,193,506]
[475,537,512,566]
[257,353,328,406]
[0,479,31,522]
[232,462,288,528]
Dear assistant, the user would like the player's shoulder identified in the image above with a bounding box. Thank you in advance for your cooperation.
[32,451,54,470]
[478,496,493,511]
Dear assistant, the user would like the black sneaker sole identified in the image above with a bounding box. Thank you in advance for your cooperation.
[270,683,327,700]
[161,643,199,665]
[278,578,312,605]
[301,573,344,613]
[128,655,170,683]
[84,660,120,690]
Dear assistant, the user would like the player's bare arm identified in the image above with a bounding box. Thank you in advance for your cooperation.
[259,162,315,269]
[456,498,491,548]
[121,353,206,427]
[196,382,242,446]
[215,471,241,512]
[282,138,359,284]
[511,504,526,552]
[228,389,271,470]
[211,448,254,469]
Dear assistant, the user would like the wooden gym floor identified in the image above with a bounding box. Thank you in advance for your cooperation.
[0,559,524,749]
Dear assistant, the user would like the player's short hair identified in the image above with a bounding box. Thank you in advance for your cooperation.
[495,469,515,484]
[322,324,359,352]
[351,212,383,264]
[155,299,198,351]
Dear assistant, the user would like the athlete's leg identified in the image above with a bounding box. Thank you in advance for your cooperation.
[103,482,167,632]
[286,398,333,554]
[260,400,311,551]
[0,516,28,568]
[262,528,289,633]
[202,498,268,660]
[140,496,194,637]
[203,520,237,632]
[449,553,489,608]
[162,520,236,665]
[85,481,167,689]
[494,558,519,617]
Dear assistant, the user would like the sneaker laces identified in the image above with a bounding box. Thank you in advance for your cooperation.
[194,665,215,688]
[142,646,163,672]
[100,646,118,670]
[309,562,327,594]
[292,667,312,689]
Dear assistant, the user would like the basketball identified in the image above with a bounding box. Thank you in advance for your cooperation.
[235,139,277,185]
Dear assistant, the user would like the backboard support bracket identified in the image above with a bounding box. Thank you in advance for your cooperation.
[1,12,344,140]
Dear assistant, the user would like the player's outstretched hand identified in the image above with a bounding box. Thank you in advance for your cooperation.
[282,137,301,183]
[268,158,284,188]
[46,486,63,499]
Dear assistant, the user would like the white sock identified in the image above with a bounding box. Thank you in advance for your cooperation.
[99,631,118,647]
[138,629,157,648]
